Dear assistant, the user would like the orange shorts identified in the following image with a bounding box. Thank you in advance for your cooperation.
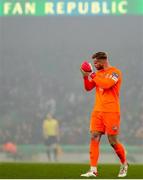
[90,111,120,135]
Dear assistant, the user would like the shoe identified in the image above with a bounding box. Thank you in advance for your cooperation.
[81,170,98,177]
[118,163,129,177]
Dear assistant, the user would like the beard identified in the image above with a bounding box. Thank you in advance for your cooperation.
[96,65,104,70]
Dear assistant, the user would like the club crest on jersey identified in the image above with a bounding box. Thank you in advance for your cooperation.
[112,125,118,131]
[105,73,110,78]
[111,72,119,82]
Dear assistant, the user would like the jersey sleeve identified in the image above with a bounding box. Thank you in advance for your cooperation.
[92,71,121,89]
[83,76,96,91]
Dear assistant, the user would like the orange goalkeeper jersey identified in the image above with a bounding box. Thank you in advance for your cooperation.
[91,66,122,112]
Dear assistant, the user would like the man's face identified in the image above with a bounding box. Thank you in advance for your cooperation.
[93,59,105,70]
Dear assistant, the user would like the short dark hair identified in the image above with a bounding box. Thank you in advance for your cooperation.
[92,52,107,60]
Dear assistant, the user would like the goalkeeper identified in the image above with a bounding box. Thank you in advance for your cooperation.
[80,52,128,178]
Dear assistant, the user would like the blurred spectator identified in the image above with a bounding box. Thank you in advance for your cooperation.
[1,142,18,160]
[42,113,60,162]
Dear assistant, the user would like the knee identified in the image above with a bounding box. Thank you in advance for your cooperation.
[108,136,118,146]
[91,132,101,142]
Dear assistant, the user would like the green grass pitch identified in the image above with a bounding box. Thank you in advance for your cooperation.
[0,163,143,179]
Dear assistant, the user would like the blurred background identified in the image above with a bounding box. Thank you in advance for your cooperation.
[0,16,143,163]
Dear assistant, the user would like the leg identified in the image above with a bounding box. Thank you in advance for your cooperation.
[104,112,128,177]
[89,112,104,167]
[46,145,51,161]
[108,134,127,164]
[81,131,102,177]
[90,131,102,167]
[51,143,58,162]
[103,112,127,164]
[107,134,128,177]
[81,111,104,177]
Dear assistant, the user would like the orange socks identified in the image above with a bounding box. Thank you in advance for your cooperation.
[89,138,126,166]
[90,138,100,166]
[112,143,127,164]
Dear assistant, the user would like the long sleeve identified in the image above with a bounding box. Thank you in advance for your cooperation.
[83,76,96,91]
[92,73,119,89]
